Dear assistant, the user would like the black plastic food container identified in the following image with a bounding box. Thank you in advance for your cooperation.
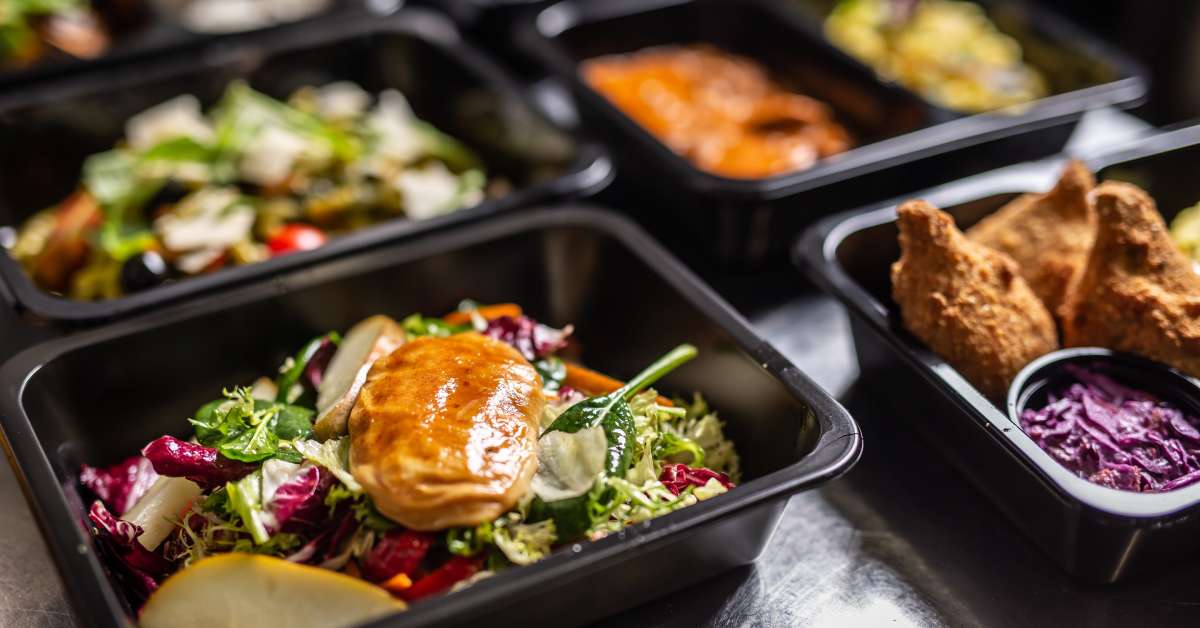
[0,206,861,627]
[797,124,1200,583]
[0,8,612,325]
[0,0,357,88]
[517,0,1146,266]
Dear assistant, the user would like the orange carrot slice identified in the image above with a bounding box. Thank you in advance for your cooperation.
[380,572,413,594]
[443,303,523,326]
[563,362,673,407]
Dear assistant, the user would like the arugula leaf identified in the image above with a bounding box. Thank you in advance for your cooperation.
[544,345,697,477]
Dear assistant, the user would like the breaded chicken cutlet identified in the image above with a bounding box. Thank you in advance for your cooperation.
[966,160,1097,314]
[1061,182,1200,378]
[892,200,1059,398]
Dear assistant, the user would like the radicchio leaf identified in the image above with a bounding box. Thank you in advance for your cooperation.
[80,455,159,515]
[87,501,173,600]
[482,315,571,361]
[268,464,333,533]
[302,337,338,391]
[142,435,256,490]
[658,463,734,496]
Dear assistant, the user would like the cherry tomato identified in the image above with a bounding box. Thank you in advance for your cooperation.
[267,224,327,256]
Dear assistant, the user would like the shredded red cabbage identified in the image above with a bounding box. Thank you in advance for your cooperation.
[87,502,173,600]
[1020,365,1200,492]
[659,463,734,496]
[141,436,257,490]
[80,455,159,515]
[482,316,571,361]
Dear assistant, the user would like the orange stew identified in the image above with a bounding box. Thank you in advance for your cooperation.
[583,45,853,179]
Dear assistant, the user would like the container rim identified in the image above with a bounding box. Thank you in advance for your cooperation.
[796,126,1200,521]
[518,0,1148,203]
[0,7,614,325]
[0,0,367,88]
[0,205,861,628]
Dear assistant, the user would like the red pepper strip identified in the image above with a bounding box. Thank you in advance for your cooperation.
[398,556,482,602]
[360,529,435,583]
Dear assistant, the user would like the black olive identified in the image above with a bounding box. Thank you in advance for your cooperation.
[119,251,169,293]
[143,180,191,217]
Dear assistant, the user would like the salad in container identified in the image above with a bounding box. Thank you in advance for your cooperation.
[80,301,740,627]
[7,80,495,301]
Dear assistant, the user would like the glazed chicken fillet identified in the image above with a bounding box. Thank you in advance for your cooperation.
[349,333,544,530]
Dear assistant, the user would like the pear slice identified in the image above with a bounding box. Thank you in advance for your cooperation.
[314,315,406,441]
[140,554,405,628]
[124,476,202,550]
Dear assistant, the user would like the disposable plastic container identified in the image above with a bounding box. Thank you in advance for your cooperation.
[0,8,612,324]
[0,205,861,626]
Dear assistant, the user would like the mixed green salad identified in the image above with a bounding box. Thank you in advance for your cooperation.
[82,302,739,623]
[10,81,490,300]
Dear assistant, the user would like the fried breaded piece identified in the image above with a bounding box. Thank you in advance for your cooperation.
[349,334,543,530]
[892,200,1059,398]
[966,160,1096,314]
[1061,182,1200,377]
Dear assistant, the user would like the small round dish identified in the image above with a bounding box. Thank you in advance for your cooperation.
[1007,347,1200,429]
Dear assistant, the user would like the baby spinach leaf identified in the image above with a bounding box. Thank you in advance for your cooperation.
[544,344,697,478]
[272,405,315,441]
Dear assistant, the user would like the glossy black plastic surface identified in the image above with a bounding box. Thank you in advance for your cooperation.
[0,0,356,87]
[0,8,612,325]
[519,0,1146,265]
[0,206,860,627]
[797,126,1200,582]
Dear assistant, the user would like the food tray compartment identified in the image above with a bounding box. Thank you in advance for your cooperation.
[0,206,861,627]
[797,126,1200,582]
[0,8,612,325]
[518,0,1146,266]
[0,0,355,87]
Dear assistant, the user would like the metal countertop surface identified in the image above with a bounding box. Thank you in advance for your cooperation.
[4,110,1199,628]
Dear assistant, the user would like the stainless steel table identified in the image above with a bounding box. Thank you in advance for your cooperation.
[5,110,1197,627]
